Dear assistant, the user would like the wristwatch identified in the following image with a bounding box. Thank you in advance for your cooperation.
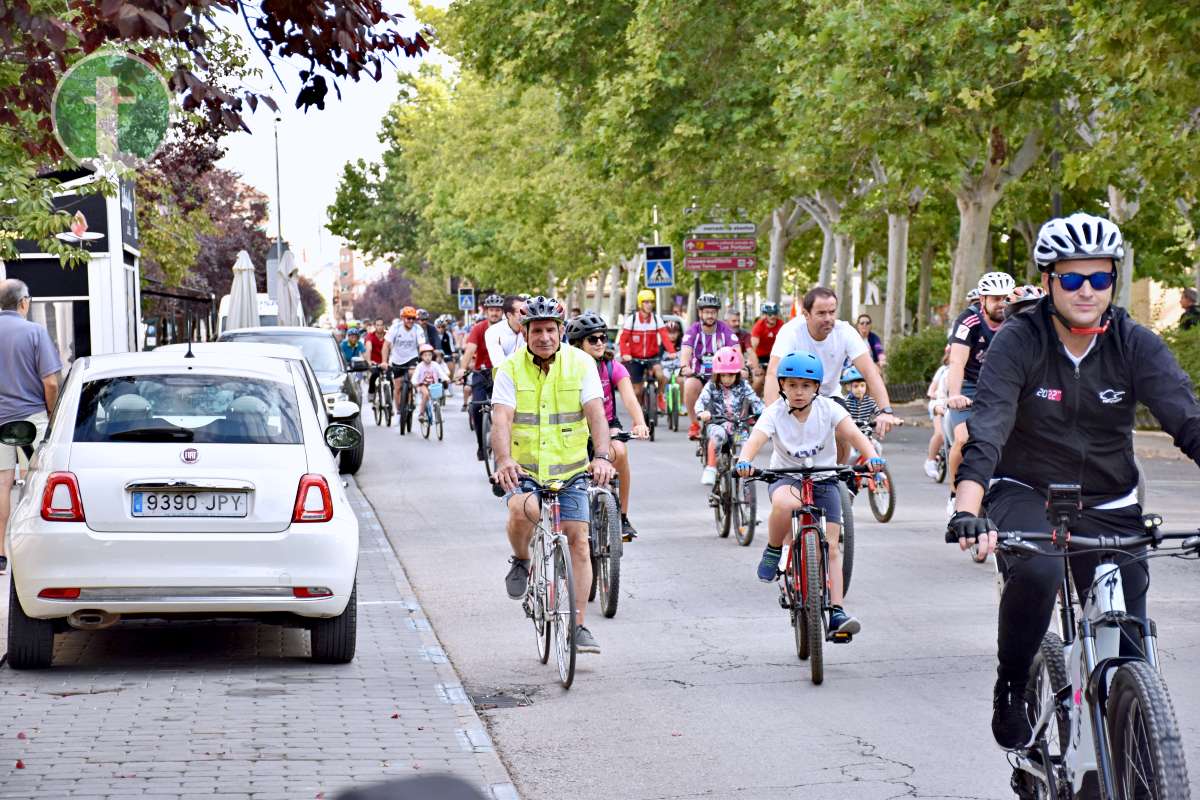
[880,406,894,415]
[594,452,612,462]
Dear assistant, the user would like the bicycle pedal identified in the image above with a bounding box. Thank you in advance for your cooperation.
[827,631,853,644]
[777,594,791,610]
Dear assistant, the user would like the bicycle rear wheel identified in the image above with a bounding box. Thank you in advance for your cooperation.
[935,449,947,483]
[593,491,622,619]
[838,481,855,596]
[714,469,732,538]
[1026,632,1070,758]
[732,475,756,546]
[382,383,393,427]
[645,382,657,441]
[788,534,808,661]
[435,403,443,440]
[399,382,412,435]
[1106,660,1190,800]
[532,542,551,665]
[867,466,896,523]
[373,395,383,426]
[420,402,431,438]
[551,538,577,689]
[480,412,494,478]
[802,530,824,685]
[667,385,679,431]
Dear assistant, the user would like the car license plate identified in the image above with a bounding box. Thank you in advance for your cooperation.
[131,491,248,517]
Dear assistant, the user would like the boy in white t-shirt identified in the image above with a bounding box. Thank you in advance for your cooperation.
[735,351,884,635]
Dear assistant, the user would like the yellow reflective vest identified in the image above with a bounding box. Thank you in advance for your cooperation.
[497,344,593,483]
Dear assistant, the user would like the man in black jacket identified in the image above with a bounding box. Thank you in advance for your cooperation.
[948,212,1200,750]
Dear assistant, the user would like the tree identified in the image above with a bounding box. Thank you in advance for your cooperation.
[352,267,414,322]
[297,274,326,322]
[190,168,272,298]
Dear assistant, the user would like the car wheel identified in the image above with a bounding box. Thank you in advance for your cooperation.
[7,580,54,670]
[309,582,357,664]
[338,415,366,475]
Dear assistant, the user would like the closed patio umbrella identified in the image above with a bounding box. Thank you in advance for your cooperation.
[275,250,302,326]
[226,250,260,331]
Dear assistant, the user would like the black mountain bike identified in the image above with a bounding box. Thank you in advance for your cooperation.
[587,432,633,618]
[631,358,659,441]
[372,366,394,427]
[704,411,758,546]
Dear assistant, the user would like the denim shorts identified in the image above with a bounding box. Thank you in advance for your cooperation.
[767,477,843,525]
[946,381,977,432]
[503,478,589,523]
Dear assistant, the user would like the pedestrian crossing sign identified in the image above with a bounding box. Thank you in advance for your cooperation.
[458,290,475,311]
[644,245,674,289]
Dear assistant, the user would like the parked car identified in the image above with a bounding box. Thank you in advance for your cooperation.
[217,326,367,474]
[156,341,361,470]
[3,350,362,669]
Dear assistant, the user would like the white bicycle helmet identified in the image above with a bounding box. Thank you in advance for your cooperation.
[1033,212,1125,270]
[977,271,1016,297]
[966,288,980,302]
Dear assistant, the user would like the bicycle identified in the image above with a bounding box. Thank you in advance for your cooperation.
[662,358,682,432]
[394,365,416,435]
[851,422,896,523]
[631,358,660,441]
[747,463,870,685]
[703,411,758,546]
[587,431,633,618]
[946,484,1200,800]
[493,474,586,689]
[372,366,394,428]
[418,382,444,440]
[471,399,494,478]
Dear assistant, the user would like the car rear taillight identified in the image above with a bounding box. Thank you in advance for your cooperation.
[41,472,85,522]
[292,474,333,523]
[38,588,81,599]
[293,586,333,598]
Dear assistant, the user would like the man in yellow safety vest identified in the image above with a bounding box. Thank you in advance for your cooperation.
[492,295,616,655]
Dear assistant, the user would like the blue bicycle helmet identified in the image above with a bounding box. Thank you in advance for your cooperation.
[840,366,864,383]
[761,302,780,316]
[777,351,823,383]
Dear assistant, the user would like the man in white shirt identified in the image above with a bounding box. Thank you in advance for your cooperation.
[485,295,526,367]
[383,307,426,422]
[764,287,901,440]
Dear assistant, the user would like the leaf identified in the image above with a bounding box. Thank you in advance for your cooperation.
[140,9,170,35]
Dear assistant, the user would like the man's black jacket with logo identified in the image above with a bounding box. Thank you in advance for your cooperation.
[957,299,1200,506]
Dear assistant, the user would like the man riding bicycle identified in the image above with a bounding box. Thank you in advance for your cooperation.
[383,307,426,427]
[947,212,1200,750]
[364,319,388,402]
[339,327,365,364]
[485,295,526,367]
[461,294,505,461]
[750,302,783,395]
[617,288,677,409]
[492,296,616,655]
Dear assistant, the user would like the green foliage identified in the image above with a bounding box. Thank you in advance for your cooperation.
[1162,325,1200,390]
[885,325,947,384]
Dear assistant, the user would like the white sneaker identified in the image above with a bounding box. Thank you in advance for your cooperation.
[923,459,938,480]
[701,466,718,485]
[946,496,956,518]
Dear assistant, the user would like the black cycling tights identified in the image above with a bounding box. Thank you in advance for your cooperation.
[470,372,493,452]
[985,481,1149,684]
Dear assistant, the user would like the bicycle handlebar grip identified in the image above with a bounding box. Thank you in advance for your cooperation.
[944,528,960,544]
[490,480,505,499]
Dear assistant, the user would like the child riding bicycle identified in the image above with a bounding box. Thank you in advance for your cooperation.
[735,351,884,635]
[414,344,449,424]
[695,346,764,486]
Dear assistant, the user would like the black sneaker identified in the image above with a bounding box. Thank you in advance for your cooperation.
[992,676,1032,749]
[829,606,861,635]
[476,446,486,462]
[505,557,530,599]
[0,555,7,575]
[621,516,638,542]
[574,626,600,654]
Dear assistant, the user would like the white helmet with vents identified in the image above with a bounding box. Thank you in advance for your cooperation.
[977,271,1016,297]
[1034,213,1125,269]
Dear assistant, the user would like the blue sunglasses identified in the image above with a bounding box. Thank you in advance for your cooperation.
[1050,271,1115,292]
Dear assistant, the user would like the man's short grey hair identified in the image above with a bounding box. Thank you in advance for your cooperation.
[0,279,31,311]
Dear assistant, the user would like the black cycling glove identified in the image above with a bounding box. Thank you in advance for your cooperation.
[945,511,994,544]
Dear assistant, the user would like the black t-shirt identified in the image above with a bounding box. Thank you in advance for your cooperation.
[948,306,1000,384]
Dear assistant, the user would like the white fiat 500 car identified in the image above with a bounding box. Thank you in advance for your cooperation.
[3,350,362,669]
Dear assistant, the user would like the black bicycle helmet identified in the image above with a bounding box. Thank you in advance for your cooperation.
[417,308,430,321]
[520,295,565,326]
[482,294,504,308]
[565,311,607,343]
[697,293,720,309]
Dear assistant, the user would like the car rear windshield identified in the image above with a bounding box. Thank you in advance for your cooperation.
[74,374,304,444]
[222,332,343,373]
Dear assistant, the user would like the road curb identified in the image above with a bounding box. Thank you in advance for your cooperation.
[346,476,519,800]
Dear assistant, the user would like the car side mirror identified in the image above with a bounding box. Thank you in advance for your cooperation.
[0,419,37,447]
[324,423,362,451]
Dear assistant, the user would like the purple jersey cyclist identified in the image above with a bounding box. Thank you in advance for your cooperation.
[679,293,742,440]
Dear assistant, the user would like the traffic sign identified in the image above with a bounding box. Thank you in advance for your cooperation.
[691,222,757,235]
[684,256,758,272]
[644,244,674,288]
[684,237,757,253]
[458,289,475,310]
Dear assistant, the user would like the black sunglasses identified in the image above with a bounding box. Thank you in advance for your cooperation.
[1051,271,1115,292]
[583,333,607,345]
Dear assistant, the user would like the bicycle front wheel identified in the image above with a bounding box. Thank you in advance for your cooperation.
[435,403,443,440]
[593,491,622,619]
[667,386,679,431]
[551,538,577,689]
[1106,660,1190,800]
[715,470,732,538]
[732,475,756,546]
[480,412,494,478]
[645,382,657,441]
[420,403,431,438]
[373,395,382,426]
[867,466,896,523]
[1027,632,1070,758]
[802,531,825,685]
[838,481,855,596]
[787,535,808,661]
[532,545,550,665]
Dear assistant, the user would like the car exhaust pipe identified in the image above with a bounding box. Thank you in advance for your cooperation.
[67,610,121,630]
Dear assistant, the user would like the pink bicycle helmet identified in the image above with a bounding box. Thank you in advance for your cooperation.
[711,346,744,375]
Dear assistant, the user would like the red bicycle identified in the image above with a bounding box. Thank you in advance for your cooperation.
[748,464,868,685]
[851,423,896,523]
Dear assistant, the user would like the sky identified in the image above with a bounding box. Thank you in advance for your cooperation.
[216,4,433,277]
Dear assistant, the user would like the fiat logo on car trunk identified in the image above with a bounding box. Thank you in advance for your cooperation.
[180,448,199,464]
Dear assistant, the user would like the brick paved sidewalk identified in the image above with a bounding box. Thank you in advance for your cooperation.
[0,478,516,800]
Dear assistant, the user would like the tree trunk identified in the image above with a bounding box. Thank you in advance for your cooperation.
[835,235,854,320]
[624,254,641,321]
[950,194,998,312]
[593,267,608,314]
[1107,185,1140,310]
[862,252,874,304]
[767,204,789,306]
[884,211,910,347]
[917,241,934,331]
[607,263,621,322]
[1014,219,1038,281]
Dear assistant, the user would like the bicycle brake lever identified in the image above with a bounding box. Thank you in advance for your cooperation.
[999,538,1041,557]
[1181,535,1200,555]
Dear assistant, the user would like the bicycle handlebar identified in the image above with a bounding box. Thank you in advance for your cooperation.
[747,464,869,482]
[489,472,591,498]
[992,529,1200,555]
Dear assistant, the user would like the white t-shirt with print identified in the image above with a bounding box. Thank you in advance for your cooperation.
[769,318,868,397]
[752,396,850,473]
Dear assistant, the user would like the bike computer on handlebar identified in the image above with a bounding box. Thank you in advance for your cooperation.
[1046,483,1081,526]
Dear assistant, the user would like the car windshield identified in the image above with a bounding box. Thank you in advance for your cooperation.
[223,332,343,373]
[74,374,303,444]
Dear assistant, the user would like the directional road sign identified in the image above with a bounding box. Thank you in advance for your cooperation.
[684,237,757,253]
[691,222,757,236]
[458,289,475,310]
[683,256,758,272]
[644,244,674,288]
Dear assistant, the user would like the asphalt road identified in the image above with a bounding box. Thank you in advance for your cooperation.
[357,395,1200,800]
